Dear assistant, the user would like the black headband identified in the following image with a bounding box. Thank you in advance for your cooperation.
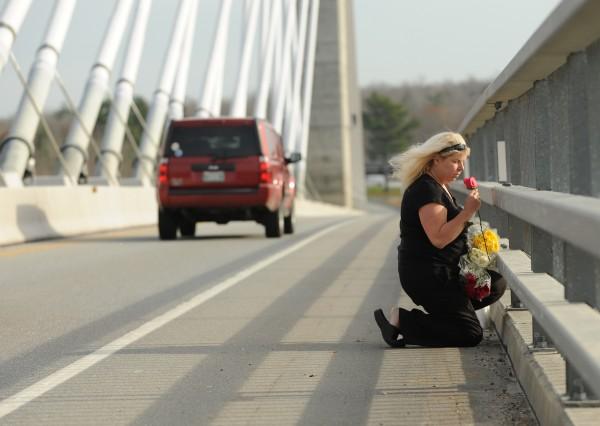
[438,143,466,155]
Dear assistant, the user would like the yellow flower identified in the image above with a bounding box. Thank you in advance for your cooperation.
[472,229,500,253]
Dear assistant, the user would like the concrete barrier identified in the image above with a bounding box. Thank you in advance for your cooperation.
[0,186,157,246]
[0,189,366,247]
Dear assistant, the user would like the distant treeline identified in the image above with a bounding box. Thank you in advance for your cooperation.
[362,78,489,143]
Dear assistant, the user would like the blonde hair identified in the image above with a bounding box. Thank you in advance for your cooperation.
[389,132,470,189]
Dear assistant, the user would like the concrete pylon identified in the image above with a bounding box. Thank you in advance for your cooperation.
[305,0,366,208]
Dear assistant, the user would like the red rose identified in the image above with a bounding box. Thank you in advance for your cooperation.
[464,176,478,189]
[479,285,491,300]
[473,285,490,301]
[466,273,477,285]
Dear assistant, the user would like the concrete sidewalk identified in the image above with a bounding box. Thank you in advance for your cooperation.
[0,211,536,425]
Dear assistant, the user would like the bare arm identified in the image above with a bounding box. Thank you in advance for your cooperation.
[418,189,481,249]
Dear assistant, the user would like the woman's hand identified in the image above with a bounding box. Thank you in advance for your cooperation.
[463,189,481,215]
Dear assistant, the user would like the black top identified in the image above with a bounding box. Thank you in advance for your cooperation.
[398,174,468,266]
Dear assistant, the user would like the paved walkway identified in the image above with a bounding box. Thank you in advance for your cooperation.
[0,209,535,425]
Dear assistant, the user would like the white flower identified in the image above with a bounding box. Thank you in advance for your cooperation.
[469,247,491,268]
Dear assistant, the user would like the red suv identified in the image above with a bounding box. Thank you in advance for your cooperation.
[156,118,301,239]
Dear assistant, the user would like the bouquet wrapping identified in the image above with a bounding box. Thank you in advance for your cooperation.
[459,224,501,301]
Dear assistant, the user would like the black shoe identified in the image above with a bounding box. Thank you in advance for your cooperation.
[374,309,405,348]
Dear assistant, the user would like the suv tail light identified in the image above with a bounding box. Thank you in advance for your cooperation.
[158,158,169,184]
[259,156,272,183]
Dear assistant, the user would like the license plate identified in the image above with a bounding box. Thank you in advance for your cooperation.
[202,171,225,182]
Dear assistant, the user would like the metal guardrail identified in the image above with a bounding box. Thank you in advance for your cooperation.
[452,181,600,401]
[455,182,600,259]
[453,0,600,412]
[497,250,600,401]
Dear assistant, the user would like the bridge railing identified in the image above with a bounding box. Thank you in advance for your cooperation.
[452,182,600,403]
[455,0,600,415]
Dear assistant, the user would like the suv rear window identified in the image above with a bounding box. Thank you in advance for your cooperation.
[165,125,261,158]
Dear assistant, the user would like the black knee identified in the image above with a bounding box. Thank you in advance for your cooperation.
[462,325,483,347]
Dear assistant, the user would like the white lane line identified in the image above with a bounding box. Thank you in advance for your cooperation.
[0,220,354,418]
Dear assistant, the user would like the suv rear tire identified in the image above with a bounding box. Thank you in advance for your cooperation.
[180,220,196,238]
[264,209,282,238]
[158,209,178,240]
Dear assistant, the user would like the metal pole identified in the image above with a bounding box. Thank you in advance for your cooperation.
[297,0,319,197]
[168,0,198,121]
[58,0,135,183]
[259,0,270,69]
[283,0,309,151]
[95,0,152,183]
[271,0,297,134]
[269,0,284,119]
[254,0,281,119]
[230,0,260,117]
[210,33,227,117]
[196,0,233,118]
[0,0,75,187]
[134,0,191,183]
[0,0,32,73]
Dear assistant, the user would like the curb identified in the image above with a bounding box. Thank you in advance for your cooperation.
[491,291,600,425]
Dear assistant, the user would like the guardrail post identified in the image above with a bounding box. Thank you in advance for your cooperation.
[468,132,484,178]
[566,364,598,402]
[506,98,520,186]
[531,318,553,349]
[509,289,524,309]
[531,227,554,274]
[520,93,536,188]
[568,51,589,197]
[531,227,555,349]
[480,124,489,180]
[482,122,497,182]
[504,183,529,309]
[533,80,551,190]
[507,215,531,256]
[565,245,599,307]
[547,65,569,291]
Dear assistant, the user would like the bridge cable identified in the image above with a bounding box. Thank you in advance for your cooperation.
[128,94,163,178]
[98,86,155,183]
[7,52,75,185]
[54,71,117,184]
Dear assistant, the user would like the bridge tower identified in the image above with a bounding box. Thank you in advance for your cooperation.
[306,0,366,208]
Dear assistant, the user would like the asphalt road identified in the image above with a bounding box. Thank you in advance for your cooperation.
[0,208,536,425]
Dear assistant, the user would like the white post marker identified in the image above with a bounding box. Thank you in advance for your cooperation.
[497,140,508,182]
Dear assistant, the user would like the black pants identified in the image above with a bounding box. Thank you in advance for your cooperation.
[397,259,507,347]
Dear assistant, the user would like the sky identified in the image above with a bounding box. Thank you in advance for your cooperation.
[0,0,563,117]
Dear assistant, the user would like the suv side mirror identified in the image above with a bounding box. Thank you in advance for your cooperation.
[285,152,302,164]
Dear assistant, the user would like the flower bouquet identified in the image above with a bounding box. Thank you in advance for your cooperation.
[459,224,501,301]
